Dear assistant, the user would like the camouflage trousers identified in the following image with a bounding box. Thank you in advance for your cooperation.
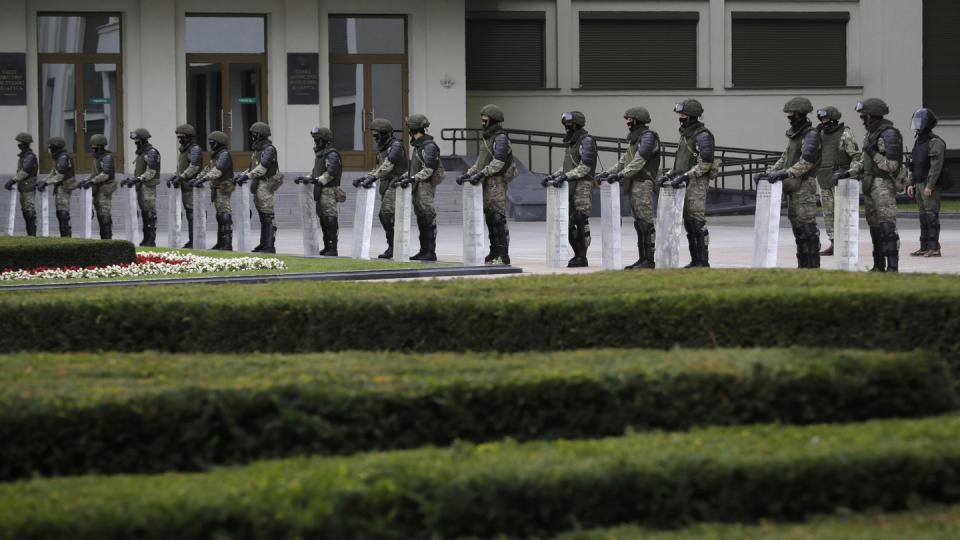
[212,180,235,214]
[17,178,37,214]
[629,178,656,226]
[315,187,339,218]
[379,183,396,222]
[682,175,710,229]
[864,177,897,228]
[93,181,117,219]
[53,178,77,212]
[818,183,835,241]
[180,183,194,212]
[413,180,436,218]
[482,175,508,218]
[136,185,157,215]
[786,176,818,229]
[915,184,941,216]
[568,178,595,216]
[252,174,283,214]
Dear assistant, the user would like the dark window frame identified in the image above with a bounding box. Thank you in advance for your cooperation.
[923,0,960,118]
[465,11,547,91]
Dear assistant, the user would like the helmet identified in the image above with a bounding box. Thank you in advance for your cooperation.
[369,118,393,133]
[90,134,108,147]
[816,106,842,121]
[47,136,66,149]
[208,131,229,146]
[311,127,334,142]
[129,128,151,140]
[249,122,271,137]
[406,114,430,131]
[624,107,651,125]
[175,124,196,137]
[673,99,704,117]
[911,108,938,132]
[783,97,813,115]
[561,111,586,128]
[15,132,33,144]
[479,104,504,123]
[855,98,889,117]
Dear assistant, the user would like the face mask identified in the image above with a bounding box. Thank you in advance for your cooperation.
[17,143,29,152]
[177,136,189,146]
[678,115,690,127]
[563,123,576,134]
[481,119,491,129]
[626,119,636,131]
[860,114,870,128]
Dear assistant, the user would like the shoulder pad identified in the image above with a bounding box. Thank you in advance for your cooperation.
[637,130,660,159]
[189,144,203,164]
[387,140,405,163]
[215,150,232,169]
[146,147,161,168]
[101,153,115,172]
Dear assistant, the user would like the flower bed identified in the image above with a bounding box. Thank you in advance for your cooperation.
[0,251,286,281]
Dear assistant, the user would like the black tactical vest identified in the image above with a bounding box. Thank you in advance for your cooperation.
[783,124,820,178]
[134,145,161,178]
[313,148,342,187]
[212,148,234,180]
[674,123,710,173]
[911,133,945,184]
[630,127,661,182]
[178,143,202,175]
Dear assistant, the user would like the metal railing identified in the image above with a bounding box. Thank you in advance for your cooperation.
[441,128,783,204]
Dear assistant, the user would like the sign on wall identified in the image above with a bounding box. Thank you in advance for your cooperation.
[0,53,27,106]
[287,53,319,105]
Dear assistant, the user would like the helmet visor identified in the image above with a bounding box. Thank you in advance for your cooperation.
[816,109,829,119]
[560,112,574,123]
[673,103,684,113]
[855,101,865,113]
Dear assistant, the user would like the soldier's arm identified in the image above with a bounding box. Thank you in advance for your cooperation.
[181,146,203,180]
[927,137,947,190]
[870,129,902,174]
[89,154,114,185]
[412,142,440,181]
[841,129,861,162]
[371,141,403,179]
[621,132,658,178]
[247,145,277,179]
[786,131,820,178]
[565,136,597,180]
[766,153,786,174]
[687,131,716,177]
[317,151,342,186]
[13,153,36,182]
[136,149,161,182]
[203,163,223,181]
[481,134,511,176]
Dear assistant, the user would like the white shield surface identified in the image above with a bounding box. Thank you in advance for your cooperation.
[352,185,376,260]
[5,188,16,236]
[167,186,182,248]
[81,188,93,239]
[192,185,208,250]
[462,182,485,266]
[751,180,783,268]
[654,186,686,269]
[393,184,413,261]
[546,182,570,268]
[600,182,623,270]
[236,185,252,252]
[126,186,140,244]
[299,183,321,256]
[38,190,49,237]
[834,178,861,271]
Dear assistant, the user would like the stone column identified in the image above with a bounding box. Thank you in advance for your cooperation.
[192,185,207,250]
[167,187,181,247]
[126,186,140,244]
[546,182,570,268]
[352,185,376,260]
[299,183,321,256]
[5,188,16,235]
[81,188,94,239]
[834,178,860,271]
[654,186,686,269]
[600,182,622,270]
[462,182,485,266]
[751,180,783,268]
[393,183,413,261]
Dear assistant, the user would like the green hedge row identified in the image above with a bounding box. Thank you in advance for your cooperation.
[554,505,960,540]
[1,270,960,355]
[2,415,960,540]
[2,348,953,481]
[0,236,135,271]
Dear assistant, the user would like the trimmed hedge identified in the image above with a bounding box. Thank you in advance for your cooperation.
[1,348,954,481]
[2,415,960,539]
[1,270,960,355]
[554,505,960,539]
[0,236,135,271]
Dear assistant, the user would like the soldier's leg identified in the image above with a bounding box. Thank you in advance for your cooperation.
[181,185,194,248]
[19,188,37,236]
[411,181,437,261]
[55,189,71,238]
[786,191,805,268]
[377,184,396,259]
[864,186,884,271]
[924,187,941,257]
[683,176,710,267]
[627,179,656,269]
[94,187,113,240]
[797,180,821,269]
[875,180,899,272]
[214,187,233,251]
[253,180,277,253]
[819,184,835,255]
[911,187,928,256]
[484,177,510,264]
[566,179,592,268]
[138,187,158,247]
[319,188,339,256]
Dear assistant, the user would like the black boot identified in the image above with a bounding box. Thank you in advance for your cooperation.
[321,216,338,256]
[23,211,37,237]
[57,210,71,238]
[378,212,394,259]
[211,214,224,250]
[411,215,437,261]
[483,211,496,263]
[911,212,929,256]
[260,213,276,253]
[793,226,806,268]
[141,212,157,247]
[926,212,941,257]
[626,221,656,269]
[804,223,821,269]
[220,213,233,251]
[869,226,886,272]
[98,215,111,240]
[567,212,590,268]
[880,222,899,273]
[253,212,267,252]
[684,220,710,268]
[318,216,329,256]
[183,212,194,248]
[487,212,510,265]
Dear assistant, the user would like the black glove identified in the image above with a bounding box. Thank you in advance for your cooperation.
[467,172,483,186]
[234,174,249,186]
[294,176,305,184]
[36,181,47,192]
[609,172,624,184]
[80,180,93,190]
[352,176,364,188]
[540,174,554,188]
[167,176,181,189]
[766,170,790,184]
[832,169,851,185]
[3,179,15,191]
[455,173,469,186]
[552,173,568,187]
[658,174,673,187]
[190,177,207,188]
[597,171,610,183]
[863,140,878,157]
[361,175,378,189]
[670,173,689,188]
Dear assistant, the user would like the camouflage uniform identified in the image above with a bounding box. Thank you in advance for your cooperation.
[240,122,282,253]
[908,108,948,257]
[366,118,407,259]
[39,138,76,237]
[407,115,442,261]
[85,137,117,240]
[602,107,661,269]
[6,133,39,236]
[196,132,234,251]
[763,97,822,268]
[309,127,343,256]
[845,98,902,272]
[666,100,718,267]
[175,124,203,248]
[814,106,859,255]
[552,111,597,267]
[463,104,515,264]
[130,129,161,246]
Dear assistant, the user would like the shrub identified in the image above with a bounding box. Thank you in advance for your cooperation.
[0,236,135,271]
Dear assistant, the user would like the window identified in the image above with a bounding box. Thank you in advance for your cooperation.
[923,0,960,117]
[38,14,120,54]
[329,16,406,55]
[466,12,545,90]
[579,12,698,90]
[731,12,848,89]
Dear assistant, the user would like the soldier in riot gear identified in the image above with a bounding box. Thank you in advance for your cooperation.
[353,118,407,259]
[814,106,860,256]
[403,114,442,261]
[835,98,903,272]
[296,127,343,256]
[659,99,718,268]
[907,108,948,258]
[458,104,515,264]
[77,134,117,239]
[191,131,234,250]
[235,122,282,253]
[598,107,661,269]
[169,124,203,248]
[542,111,597,268]
[5,133,39,236]
[758,97,823,269]
[123,128,161,246]
[35,137,76,237]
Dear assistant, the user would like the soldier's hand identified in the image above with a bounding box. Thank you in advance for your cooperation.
[362,175,378,189]
[597,171,609,183]
[832,169,851,184]
[541,175,553,188]
[670,173,689,188]
[552,173,568,187]
[906,185,915,198]
[3,179,15,191]
[924,186,933,198]
[658,174,673,187]
[36,181,47,192]
[352,176,363,188]
[294,176,303,184]
[610,172,624,184]
[234,174,249,186]
[766,171,789,184]
[455,173,468,186]
[167,176,180,189]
